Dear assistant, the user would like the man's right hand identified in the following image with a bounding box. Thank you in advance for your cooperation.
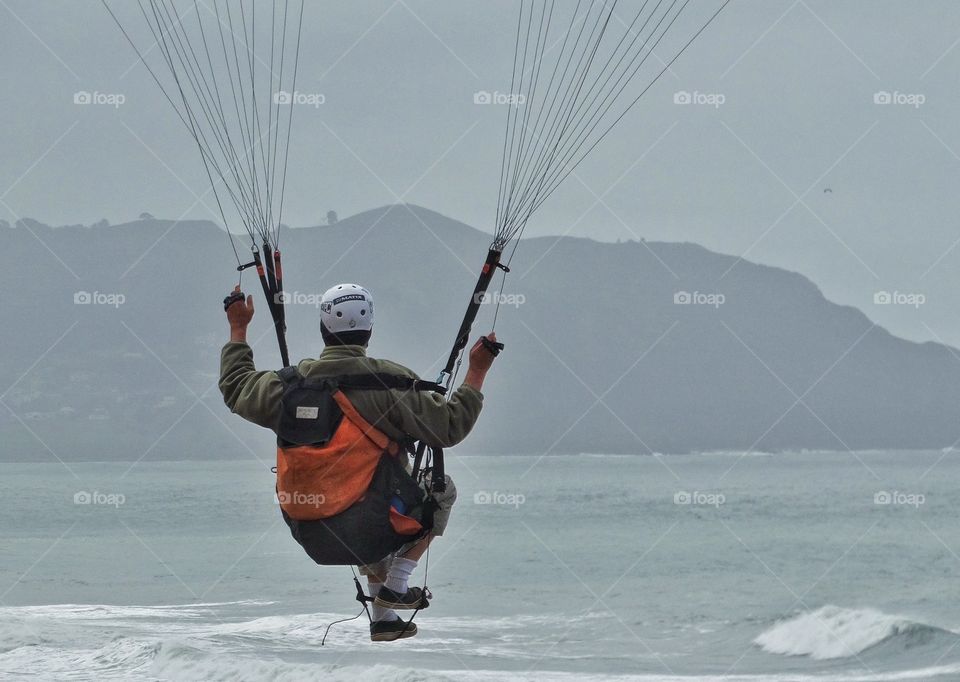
[225,285,255,343]
[464,333,499,391]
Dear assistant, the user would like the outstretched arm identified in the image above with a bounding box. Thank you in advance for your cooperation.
[219,287,283,429]
[388,333,500,448]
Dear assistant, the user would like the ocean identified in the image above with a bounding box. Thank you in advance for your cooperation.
[1,451,958,681]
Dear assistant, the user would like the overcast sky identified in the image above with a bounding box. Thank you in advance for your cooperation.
[4,1,960,346]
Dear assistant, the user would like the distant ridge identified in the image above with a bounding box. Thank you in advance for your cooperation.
[4,205,960,460]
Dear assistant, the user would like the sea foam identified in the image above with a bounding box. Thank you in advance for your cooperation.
[754,605,954,660]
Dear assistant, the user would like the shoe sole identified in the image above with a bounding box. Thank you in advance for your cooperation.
[370,626,418,642]
[373,595,425,611]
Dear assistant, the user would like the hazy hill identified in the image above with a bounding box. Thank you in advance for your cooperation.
[3,205,960,461]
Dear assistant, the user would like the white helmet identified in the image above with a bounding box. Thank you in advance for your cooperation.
[320,283,374,333]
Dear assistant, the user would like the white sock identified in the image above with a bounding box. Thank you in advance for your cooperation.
[384,557,418,594]
[368,581,397,622]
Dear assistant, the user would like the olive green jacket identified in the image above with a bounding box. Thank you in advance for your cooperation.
[219,342,483,448]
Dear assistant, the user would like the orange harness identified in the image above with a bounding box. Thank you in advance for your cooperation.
[277,390,400,521]
[274,369,444,565]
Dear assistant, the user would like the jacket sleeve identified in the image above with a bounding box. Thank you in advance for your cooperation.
[219,341,283,430]
[387,383,484,448]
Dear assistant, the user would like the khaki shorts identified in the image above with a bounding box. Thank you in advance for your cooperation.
[359,474,457,578]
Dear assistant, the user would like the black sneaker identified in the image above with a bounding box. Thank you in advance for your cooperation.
[374,586,430,611]
[370,617,418,642]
